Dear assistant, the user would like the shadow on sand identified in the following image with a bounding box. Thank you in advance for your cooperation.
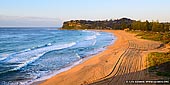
[88,62,170,85]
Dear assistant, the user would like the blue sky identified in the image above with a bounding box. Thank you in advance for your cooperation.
[0,0,170,26]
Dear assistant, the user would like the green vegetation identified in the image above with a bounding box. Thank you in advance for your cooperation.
[132,30,170,77]
[62,18,170,32]
[157,72,170,77]
[131,20,170,32]
[61,17,170,77]
[148,52,170,77]
[148,52,170,67]
[62,18,170,46]
[62,18,133,30]
[134,31,170,44]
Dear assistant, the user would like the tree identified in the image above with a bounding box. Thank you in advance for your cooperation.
[152,21,159,32]
[131,21,142,30]
[145,20,151,31]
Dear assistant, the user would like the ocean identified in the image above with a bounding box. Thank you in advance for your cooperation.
[0,27,116,85]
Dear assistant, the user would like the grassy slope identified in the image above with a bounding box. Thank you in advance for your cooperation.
[148,52,170,77]
[129,30,170,77]
[130,31,170,44]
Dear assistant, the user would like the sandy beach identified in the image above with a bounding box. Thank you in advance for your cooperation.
[40,30,165,85]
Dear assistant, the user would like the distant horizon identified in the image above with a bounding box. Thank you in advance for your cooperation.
[0,16,170,27]
[0,0,170,26]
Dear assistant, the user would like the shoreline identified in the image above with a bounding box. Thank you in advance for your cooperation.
[38,30,123,85]
[31,30,116,85]
[31,49,107,85]
[39,30,163,85]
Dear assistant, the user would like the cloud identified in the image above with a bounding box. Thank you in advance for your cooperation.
[0,15,63,27]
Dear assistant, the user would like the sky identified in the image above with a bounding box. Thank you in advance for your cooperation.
[0,0,170,26]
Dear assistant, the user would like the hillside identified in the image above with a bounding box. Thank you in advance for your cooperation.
[62,18,133,30]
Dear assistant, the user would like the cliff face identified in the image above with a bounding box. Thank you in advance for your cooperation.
[62,18,134,30]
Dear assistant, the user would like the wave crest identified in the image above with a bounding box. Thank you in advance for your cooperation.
[85,35,96,40]
[0,42,76,74]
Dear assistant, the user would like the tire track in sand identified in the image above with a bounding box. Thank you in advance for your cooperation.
[90,40,146,85]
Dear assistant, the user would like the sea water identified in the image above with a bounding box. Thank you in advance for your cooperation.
[0,27,116,85]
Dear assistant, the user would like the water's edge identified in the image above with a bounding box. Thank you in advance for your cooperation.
[0,28,116,85]
[30,30,117,85]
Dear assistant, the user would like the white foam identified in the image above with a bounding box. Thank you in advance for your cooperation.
[47,43,52,46]
[0,42,76,74]
[0,54,9,61]
[29,47,108,85]
[24,48,31,52]
[11,53,45,72]
[95,32,101,36]
[20,48,31,53]
[0,56,8,61]
[82,30,91,33]
[85,35,96,40]
[92,40,97,46]
[76,53,81,59]
[0,53,46,75]
[29,59,83,85]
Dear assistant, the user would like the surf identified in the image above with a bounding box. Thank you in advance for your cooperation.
[0,42,76,74]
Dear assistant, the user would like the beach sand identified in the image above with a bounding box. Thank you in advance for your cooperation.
[39,30,166,85]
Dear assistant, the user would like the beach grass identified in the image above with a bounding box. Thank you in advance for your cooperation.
[128,30,170,77]
[128,31,170,44]
[148,52,170,77]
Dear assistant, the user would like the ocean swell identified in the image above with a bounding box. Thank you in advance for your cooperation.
[0,42,76,74]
